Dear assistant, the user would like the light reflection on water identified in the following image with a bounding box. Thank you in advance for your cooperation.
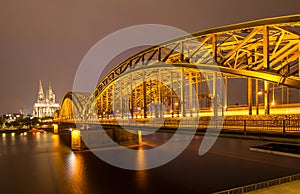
[135,146,148,193]
[10,133,15,145]
[0,132,90,193]
[1,133,6,146]
[66,151,85,193]
[136,147,146,169]
[1,131,299,194]
[52,134,60,148]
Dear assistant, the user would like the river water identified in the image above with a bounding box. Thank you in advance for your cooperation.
[0,131,300,194]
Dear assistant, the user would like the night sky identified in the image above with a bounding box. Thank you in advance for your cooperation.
[1,0,300,114]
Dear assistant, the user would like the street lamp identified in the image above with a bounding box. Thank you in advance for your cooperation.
[257,87,276,106]
[257,89,270,95]
[257,90,263,95]
[271,84,275,106]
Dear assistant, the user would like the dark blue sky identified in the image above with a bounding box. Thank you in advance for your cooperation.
[1,0,300,114]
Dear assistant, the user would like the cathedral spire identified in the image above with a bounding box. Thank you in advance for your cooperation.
[48,83,53,95]
[47,83,55,104]
[37,80,45,103]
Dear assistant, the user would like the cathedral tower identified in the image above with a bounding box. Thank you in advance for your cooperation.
[33,80,60,118]
[37,80,45,103]
[46,83,55,104]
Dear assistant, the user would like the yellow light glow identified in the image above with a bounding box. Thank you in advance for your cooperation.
[72,130,80,137]
[71,129,81,150]
[257,91,263,95]
[53,124,58,134]
[138,130,142,144]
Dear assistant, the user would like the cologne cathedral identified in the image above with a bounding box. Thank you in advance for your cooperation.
[33,80,60,118]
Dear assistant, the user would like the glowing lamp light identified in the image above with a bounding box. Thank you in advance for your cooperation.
[271,101,275,106]
[257,90,263,95]
[72,130,80,137]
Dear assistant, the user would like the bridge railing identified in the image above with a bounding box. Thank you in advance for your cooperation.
[222,119,300,134]
[213,173,300,194]
[72,117,300,135]
[58,117,300,134]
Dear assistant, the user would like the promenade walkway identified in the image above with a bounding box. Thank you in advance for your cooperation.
[247,180,300,194]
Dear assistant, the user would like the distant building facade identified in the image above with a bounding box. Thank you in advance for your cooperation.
[33,80,60,118]
[2,113,23,123]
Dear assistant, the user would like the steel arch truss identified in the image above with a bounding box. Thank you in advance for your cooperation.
[95,14,300,101]
[95,66,224,119]
[60,15,300,120]
[60,92,93,120]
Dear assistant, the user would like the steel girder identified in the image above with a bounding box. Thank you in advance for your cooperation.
[60,92,93,119]
[95,65,220,119]
[94,14,300,102]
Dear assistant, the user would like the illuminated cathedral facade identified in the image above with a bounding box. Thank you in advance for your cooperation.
[33,80,60,118]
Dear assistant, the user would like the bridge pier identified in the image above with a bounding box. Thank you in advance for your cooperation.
[57,123,139,151]
[71,128,81,150]
[53,123,58,134]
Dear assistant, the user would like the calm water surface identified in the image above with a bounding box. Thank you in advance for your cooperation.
[0,131,300,194]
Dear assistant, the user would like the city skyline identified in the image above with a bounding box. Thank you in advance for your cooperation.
[1,0,300,114]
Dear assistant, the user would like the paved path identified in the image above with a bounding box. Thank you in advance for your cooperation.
[247,180,300,194]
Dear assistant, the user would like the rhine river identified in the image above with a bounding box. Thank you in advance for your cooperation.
[0,131,300,194]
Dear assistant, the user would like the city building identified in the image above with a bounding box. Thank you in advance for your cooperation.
[2,113,23,123]
[33,80,60,118]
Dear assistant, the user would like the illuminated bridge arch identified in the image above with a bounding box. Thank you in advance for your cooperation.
[56,14,300,121]
[60,92,93,120]
[96,14,300,95]
[91,15,300,118]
